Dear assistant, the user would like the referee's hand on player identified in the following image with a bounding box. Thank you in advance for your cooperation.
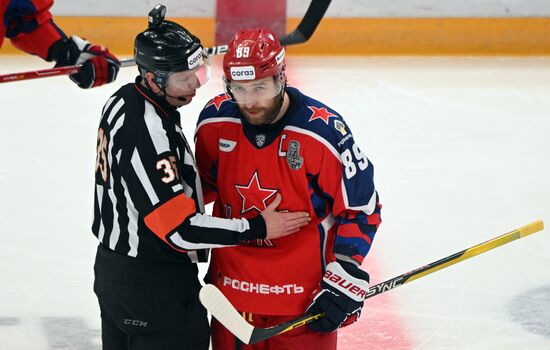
[261,194,311,239]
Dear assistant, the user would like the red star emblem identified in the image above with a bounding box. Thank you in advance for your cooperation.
[235,171,278,214]
[206,94,231,111]
[308,106,337,124]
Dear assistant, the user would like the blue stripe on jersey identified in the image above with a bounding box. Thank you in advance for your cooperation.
[316,222,328,270]
[307,172,334,218]
[334,236,372,258]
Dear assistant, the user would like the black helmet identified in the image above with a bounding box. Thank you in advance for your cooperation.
[134,5,203,85]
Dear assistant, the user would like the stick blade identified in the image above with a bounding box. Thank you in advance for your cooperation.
[248,313,324,344]
[199,284,254,344]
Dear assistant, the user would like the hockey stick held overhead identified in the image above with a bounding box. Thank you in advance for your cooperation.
[0,0,332,84]
[199,220,544,345]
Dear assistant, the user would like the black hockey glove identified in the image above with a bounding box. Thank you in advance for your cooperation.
[50,35,120,88]
[306,261,369,333]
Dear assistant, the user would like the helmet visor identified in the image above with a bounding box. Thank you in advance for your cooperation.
[226,76,283,104]
[166,53,211,90]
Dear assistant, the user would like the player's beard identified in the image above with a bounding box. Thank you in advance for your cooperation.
[240,95,281,125]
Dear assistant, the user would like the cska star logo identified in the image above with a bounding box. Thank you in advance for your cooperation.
[308,106,337,124]
[235,171,278,214]
[206,94,231,111]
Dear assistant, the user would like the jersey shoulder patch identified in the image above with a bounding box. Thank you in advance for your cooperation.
[285,87,353,152]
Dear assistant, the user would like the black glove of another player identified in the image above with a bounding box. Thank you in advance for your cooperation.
[50,35,120,88]
[306,261,369,333]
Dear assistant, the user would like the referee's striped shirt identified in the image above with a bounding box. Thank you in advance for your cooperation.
[92,77,266,263]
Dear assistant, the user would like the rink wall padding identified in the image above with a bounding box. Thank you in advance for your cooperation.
[285,17,550,56]
[2,17,550,56]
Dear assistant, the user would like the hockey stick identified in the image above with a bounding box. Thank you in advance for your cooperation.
[0,44,231,83]
[0,0,331,84]
[199,220,544,344]
[280,0,332,46]
[0,58,136,83]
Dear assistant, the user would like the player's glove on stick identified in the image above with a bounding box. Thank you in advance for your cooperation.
[306,261,369,332]
[50,35,120,88]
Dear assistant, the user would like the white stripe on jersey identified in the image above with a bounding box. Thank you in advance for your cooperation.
[320,214,336,268]
[108,207,120,250]
[144,101,170,155]
[190,213,250,232]
[170,231,230,250]
[283,125,341,161]
[187,250,199,263]
[107,114,125,250]
[335,253,361,267]
[107,98,124,125]
[341,181,377,215]
[179,126,204,211]
[108,114,125,164]
[183,180,194,198]
[194,169,205,213]
[194,117,242,140]
[181,149,196,200]
[183,144,196,167]
[101,95,116,118]
[96,184,105,242]
[130,148,160,205]
[321,214,336,233]
[172,184,183,192]
[119,170,140,257]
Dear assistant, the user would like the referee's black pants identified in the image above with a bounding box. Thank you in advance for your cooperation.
[93,244,210,350]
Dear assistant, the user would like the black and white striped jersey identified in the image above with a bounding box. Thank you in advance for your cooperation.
[92,77,266,263]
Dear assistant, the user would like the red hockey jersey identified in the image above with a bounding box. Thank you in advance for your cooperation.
[1,0,63,58]
[195,87,381,315]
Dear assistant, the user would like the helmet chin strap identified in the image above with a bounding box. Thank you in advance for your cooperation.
[263,87,285,125]
[162,87,188,102]
[263,80,287,125]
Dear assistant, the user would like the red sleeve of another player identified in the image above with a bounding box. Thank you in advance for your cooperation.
[7,0,65,59]
[194,123,220,204]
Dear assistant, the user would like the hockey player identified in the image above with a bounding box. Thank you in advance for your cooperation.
[92,10,310,350]
[1,0,119,88]
[194,28,382,349]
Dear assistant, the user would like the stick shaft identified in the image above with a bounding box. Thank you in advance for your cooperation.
[0,41,227,83]
[365,220,543,298]
[0,58,135,83]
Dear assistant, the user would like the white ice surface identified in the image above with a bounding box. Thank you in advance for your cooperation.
[0,55,549,349]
